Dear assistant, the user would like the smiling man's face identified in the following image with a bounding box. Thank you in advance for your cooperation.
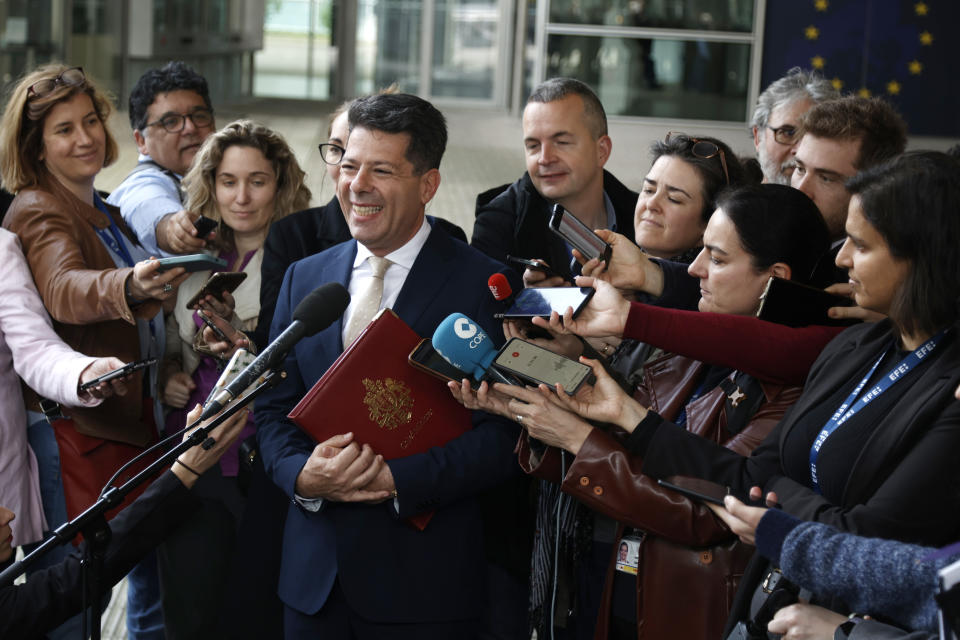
[134,89,214,175]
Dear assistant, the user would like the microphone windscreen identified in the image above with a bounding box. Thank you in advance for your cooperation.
[487,273,513,301]
[431,313,498,380]
[293,282,351,336]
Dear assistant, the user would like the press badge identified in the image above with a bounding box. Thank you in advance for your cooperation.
[615,536,642,575]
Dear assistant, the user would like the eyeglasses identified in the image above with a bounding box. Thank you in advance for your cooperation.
[144,108,214,133]
[318,143,345,165]
[767,125,800,145]
[27,67,86,99]
[665,131,730,185]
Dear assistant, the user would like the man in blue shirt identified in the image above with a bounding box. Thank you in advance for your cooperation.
[108,61,216,257]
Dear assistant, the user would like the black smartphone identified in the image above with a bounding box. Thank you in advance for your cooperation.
[756,276,856,328]
[505,255,562,279]
[193,215,218,238]
[657,477,730,506]
[184,271,248,309]
[408,339,475,384]
[155,254,228,273]
[198,311,231,343]
[495,286,595,320]
[79,357,159,391]
[548,204,612,263]
[492,338,595,395]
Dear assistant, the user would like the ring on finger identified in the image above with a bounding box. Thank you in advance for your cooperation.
[516,414,524,423]
[163,283,173,293]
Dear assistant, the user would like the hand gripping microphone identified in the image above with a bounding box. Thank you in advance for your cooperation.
[487,273,514,302]
[431,313,515,385]
[200,282,351,420]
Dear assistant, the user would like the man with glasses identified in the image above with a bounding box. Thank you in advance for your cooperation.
[108,61,216,257]
[751,68,838,185]
[472,77,637,284]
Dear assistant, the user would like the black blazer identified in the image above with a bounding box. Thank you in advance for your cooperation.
[0,472,199,639]
[471,170,638,281]
[642,320,960,546]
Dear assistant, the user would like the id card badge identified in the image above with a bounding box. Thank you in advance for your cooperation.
[615,535,642,575]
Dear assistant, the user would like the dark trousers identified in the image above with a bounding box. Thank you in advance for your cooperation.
[283,579,479,640]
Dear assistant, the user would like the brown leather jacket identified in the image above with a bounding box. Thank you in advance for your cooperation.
[517,352,802,640]
[2,175,161,446]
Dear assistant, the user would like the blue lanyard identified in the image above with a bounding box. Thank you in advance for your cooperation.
[92,193,136,268]
[809,329,947,494]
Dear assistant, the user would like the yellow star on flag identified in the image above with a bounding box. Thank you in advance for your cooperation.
[886,81,901,95]
[831,77,844,90]
[920,31,934,45]
[815,0,829,11]
[857,87,872,98]
[915,2,928,16]
[805,25,820,40]
[811,56,826,69]
[908,60,923,74]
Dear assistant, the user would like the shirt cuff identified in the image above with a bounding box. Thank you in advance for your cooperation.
[623,410,664,456]
[755,507,804,566]
[294,493,324,512]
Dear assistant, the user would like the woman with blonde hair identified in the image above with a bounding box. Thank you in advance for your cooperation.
[158,118,310,638]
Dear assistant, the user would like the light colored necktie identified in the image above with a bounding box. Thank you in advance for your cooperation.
[344,256,392,346]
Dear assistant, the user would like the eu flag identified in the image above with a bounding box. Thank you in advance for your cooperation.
[761,0,960,137]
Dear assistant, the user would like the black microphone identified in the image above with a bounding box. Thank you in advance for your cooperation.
[200,282,350,420]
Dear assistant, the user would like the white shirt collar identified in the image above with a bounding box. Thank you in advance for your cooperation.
[352,216,431,270]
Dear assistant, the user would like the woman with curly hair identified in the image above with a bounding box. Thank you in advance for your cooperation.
[158,119,310,638]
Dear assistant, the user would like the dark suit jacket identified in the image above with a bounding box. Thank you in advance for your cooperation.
[0,472,198,639]
[255,225,522,622]
[471,170,638,281]
[254,197,469,350]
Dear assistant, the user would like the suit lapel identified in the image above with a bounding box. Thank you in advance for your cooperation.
[393,227,455,333]
[311,240,356,357]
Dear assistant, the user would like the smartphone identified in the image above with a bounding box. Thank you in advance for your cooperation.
[79,357,159,391]
[496,286,595,320]
[548,204,612,263]
[155,254,228,273]
[193,215,218,238]
[657,477,730,506]
[756,276,856,328]
[408,339,475,385]
[184,271,248,309]
[506,255,562,279]
[492,338,595,395]
[198,311,231,343]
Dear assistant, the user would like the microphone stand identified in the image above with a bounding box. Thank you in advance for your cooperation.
[0,369,284,639]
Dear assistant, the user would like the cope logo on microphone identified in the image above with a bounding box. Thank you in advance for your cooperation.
[454,318,477,339]
[454,317,486,349]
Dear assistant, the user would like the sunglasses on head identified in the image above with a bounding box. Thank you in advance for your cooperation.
[665,131,730,185]
[27,67,86,99]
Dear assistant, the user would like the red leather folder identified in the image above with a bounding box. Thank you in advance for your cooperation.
[288,309,471,529]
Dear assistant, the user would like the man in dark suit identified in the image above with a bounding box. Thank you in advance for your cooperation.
[472,77,638,284]
[255,93,522,638]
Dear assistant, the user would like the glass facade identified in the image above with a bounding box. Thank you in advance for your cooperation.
[545,34,750,120]
[548,0,753,32]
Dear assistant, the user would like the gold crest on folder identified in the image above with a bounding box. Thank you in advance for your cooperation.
[362,378,414,430]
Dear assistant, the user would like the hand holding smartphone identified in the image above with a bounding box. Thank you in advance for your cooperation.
[548,204,612,263]
[79,357,158,391]
[506,255,562,280]
[193,215,218,238]
[185,271,248,309]
[492,337,595,395]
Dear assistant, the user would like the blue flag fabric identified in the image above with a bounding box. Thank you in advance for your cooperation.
[761,0,960,137]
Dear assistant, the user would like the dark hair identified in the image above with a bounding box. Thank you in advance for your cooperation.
[800,96,907,170]
[716,184,830,287]
[648,134,751,223]
[528,77,608,138]
[846,151,960,337]
[128,61,212,131]
[347,93,447,174]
